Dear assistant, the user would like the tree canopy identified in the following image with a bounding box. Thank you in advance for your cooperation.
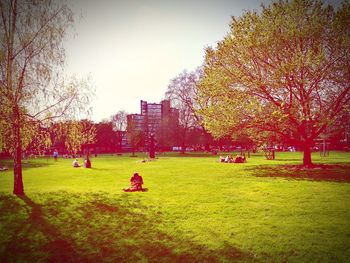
[197,0,350,166]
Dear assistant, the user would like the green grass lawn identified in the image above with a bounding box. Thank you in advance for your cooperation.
[0,151,349,262]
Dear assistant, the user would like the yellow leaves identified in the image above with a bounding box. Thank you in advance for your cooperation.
[61,120,96,154]
[198,0,349,145]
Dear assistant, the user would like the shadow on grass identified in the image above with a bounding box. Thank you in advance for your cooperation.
[0,195,86,262]
[168,153,214,158]
[271,158,302,162]
[248,164,350,182]
[88,167,114,172]
[22,161,54,170]
[0,159,54,171]
[0,193,252,262]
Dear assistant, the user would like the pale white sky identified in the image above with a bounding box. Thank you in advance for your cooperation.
[63,0,341,122]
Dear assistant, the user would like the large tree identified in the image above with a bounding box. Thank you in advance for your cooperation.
[197,0,350,166]
[0,0,93,195]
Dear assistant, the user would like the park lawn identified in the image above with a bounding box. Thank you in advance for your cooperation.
[0,151,349,262]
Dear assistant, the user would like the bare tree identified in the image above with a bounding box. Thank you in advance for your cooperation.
[0,0,93,195]
[165,67,203,153]
[111,110,128,131]
[111,110,128,151]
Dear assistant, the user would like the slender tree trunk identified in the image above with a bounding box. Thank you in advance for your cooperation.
[303,141,313,167]
[181,130,186,154]
[6,0,23,195]
[13,112,24,195]
[181,143,186,154]
[119,139,122,152]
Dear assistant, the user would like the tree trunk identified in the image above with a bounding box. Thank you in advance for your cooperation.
[180,128,187,154]
[149,134,155,158]
[303,141,313,167]
[7,2,23,195]
[181,143,186,154]
[13,119,24,195]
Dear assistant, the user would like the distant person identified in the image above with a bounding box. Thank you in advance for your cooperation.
[219,156,225,162]
[225,155,234,163]
[72,159,80,168]
[234,154,246,163]
[123,172,145,192]
[0,166,8,171]
[84,158,91,168]
[53,149,58,161]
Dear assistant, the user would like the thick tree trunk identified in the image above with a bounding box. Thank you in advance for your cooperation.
[13,120,24,195]
[303,141,313,167]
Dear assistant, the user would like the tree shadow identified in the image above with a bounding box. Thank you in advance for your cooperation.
[247,164,350,182]
[0,193,253,262]
[0,195,89,262]
[0,160,54,171]
[88,167,113,171]
[176,153,213,157]
[272,158,303,162]
[22,162,54,170]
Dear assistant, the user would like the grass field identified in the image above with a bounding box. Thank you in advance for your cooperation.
[0,151,349,262]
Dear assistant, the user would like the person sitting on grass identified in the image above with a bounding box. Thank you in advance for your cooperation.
[0,165,8,171]
[234,154,246,163]
[84,158,91,168]
[123,172,145,192]
[72,158,80,168]
[219,156,225,162]
[225,154,234,163]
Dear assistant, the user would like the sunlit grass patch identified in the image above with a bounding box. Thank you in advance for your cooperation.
[0,151,349,262]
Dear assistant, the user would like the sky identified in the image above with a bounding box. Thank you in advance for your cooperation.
[63,0,341,122]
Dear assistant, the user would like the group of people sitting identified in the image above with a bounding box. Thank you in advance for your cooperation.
[72,158,91,168]
[219,154,246,163]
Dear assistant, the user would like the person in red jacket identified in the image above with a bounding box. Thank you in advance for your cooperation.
[123,172,144,192]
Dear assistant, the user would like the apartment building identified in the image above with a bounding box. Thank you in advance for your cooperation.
[127,100,179,147]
